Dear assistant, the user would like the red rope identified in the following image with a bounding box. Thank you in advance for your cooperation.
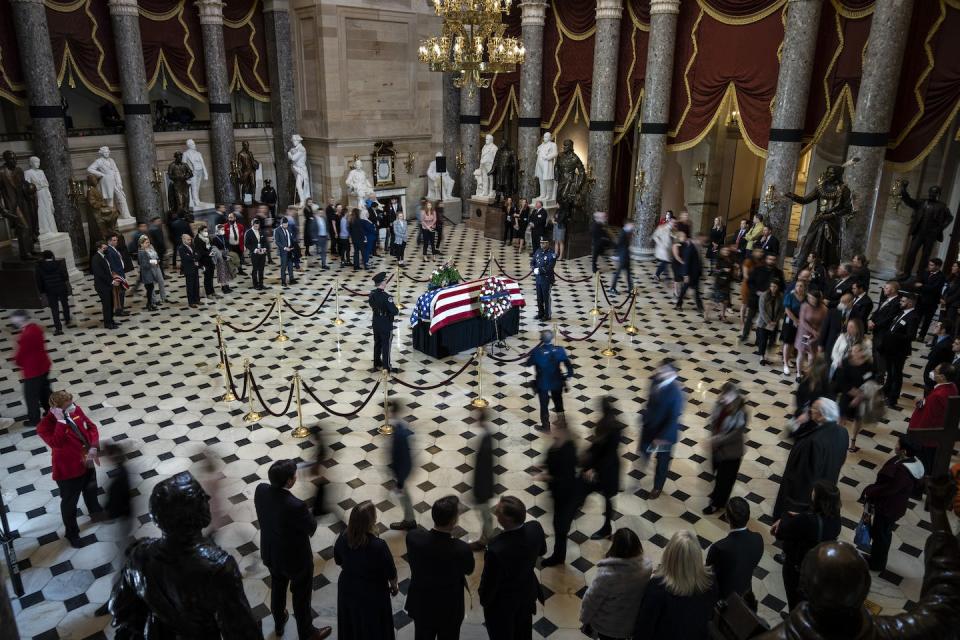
[390,357,476,390]
[560,315,610,341]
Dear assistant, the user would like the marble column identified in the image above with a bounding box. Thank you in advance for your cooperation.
[587,0,623,214]
[8,0,85,257]
[263,0,298,210]
[518,0,547,200]
[442,74,462,197]
[108,0,162,222]
[633,0,681,256]
[760,0,823,261]
[195,0,236,205]
[842,0,914,258]
[460,88,481,198]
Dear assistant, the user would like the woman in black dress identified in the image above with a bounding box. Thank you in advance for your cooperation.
[831,342,873,452]
[794,353,828,425]
[670,229,687,300]
[580,396,624,540]
[536,416,579,567]
[707,216,726,273]
[335,501,398,639]
[516,198,531,253]
[502,196,517,246]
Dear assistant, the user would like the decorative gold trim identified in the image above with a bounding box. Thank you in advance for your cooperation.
[697,0,786,25]
[668,8,703,139]
[542,0,595,129]
[552,83,590,136]
[138,2,181,21]
[666,83,768,158]
[146,49,206,102]
[888,98,960,173]
[223,1,257,28]
[45,0,121,102]
[613,3,644,144]
[56,44,120,104]
[614,89,642,144]
[45,0,86,12]
[831,0,874,19]
[224,0,270,101]
[801,84,855,155]
[482,83,519,135]
[626,0,651,31]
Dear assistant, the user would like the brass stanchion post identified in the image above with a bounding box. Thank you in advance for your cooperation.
[219,340,237,403]
[625,287,639,335]
[274,292,289,342]
[589,271,601,316]
[291,372,309,438]
[552,320,561,347]
[471,347,489,408]
[215,315,225,369]
[600,308,617,357]
[395,263,404,310]
[378,369,393,435]
[333,277,345,326]
[242,359,262,423]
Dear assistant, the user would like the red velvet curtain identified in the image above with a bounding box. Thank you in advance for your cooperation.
[45,0,121,103]
[613,0,649,141]
[608,134,635,226]
[540,0,595,131]
[138,0,207,101]
[700,0,783,17]
[223,0,271,102]
[481,3,521,135]
[0,0,25,104]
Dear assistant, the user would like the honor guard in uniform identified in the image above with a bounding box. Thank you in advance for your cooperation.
[531,238,557,321]
[369,272,399,373]
[526,330,574,432]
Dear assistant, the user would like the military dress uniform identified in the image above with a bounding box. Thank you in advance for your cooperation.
[531,243,557,321]
[369,273,399,372]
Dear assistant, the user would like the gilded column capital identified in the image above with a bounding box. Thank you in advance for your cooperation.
[195,0,225,26]
[596,0,623,20]
[107,0,139,17]
[521,0,547,27]
[650,0,681,15]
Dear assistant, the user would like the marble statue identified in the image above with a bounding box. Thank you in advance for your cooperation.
[166,152,194,215]
[85,174,118,242]
[535,132,558,204]
[426,152,454,201]
[182,139,208,210]
[110,472,262,639]
[345,159,375,209]
[0,150,40,260]
[554,139,585,212]
[472,168,487,198]
[783,164,854,269]
[23,157,57,236]
[899,180,954,278]
[236,141,259,203]
[478,134,498,199]
[492,137,518,202]
[287,134,310,206]
[86,146,132,220]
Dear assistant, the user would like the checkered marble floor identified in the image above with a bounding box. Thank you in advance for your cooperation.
[0,224,942,639]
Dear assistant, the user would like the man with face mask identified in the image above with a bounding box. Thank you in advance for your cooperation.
[10,310,52,427]
[900,181,954,279]
[525,330,574,432]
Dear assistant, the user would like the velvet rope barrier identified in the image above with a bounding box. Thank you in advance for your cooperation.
[389,356,477,390]
[486,342,542,363]
[493,258,534,281]
[560,314,610,341]
[404,258,492,284]
[301,378,383,418]
[600,284,636,310]
[554,270,594,283]
[249,368,297,418]
[282,288,333,317]
[612,290,639,324]
[220,299,278,332]
[222,350,249,401]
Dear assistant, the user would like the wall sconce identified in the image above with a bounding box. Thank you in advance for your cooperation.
[727,110,740,127]
[403,153,417,174]
[634,167,646,196]
[889,176,904,212]
[455,150,466,173]
[762,183,779,208]
[694,162,706,189]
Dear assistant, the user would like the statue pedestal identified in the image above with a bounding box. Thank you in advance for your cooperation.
[471,193,495,204]
[466,198,499,232]
[38,232,83,282]
[485,208,506,241]
[438,198,461,224]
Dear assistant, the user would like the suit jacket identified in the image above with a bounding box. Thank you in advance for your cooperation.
[253,484,317,577]
[91,252,113,291]
[706,529,764,599]
[680,241,703,279]
[178,244,199,276]
[924,336,954,389]
[870,295,902,343]
[884,308,920,357]
[917,270,946,310]
[530,208,548,232]
[273,226,295,252]
[478,521,546,613]
[37,406,99,481]
[404,528,475,625]
[849,294,874,325]
[244,228,269,255]
[758,234,780,256]
[35,259,70,297]
[106,245,125,274]
[826,276,853,307]
[819,308,848,356]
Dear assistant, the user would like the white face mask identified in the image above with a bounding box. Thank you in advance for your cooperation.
[837,303,847,311]
[200,231,208,238]
[928,370,936,382]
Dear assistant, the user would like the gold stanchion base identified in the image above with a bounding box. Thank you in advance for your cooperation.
[220,391,237,402]
[601,347,617,357]
[397,302,404,310]
[291,426,310,438]
[378,423,395,435]
[275,333,290,343]
[625,325,639,335]
[589,308,601,316]
[333,317,345,326]
[243,411,262,423]
[216,361,225,370]
[471,397,490,408]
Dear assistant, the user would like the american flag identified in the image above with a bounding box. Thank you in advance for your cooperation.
[410,277,525,334]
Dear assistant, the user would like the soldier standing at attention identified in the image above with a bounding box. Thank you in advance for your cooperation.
[369,272,399,373]
[532,237,557,321]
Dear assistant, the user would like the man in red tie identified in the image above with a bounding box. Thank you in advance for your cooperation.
[10,309,52,426]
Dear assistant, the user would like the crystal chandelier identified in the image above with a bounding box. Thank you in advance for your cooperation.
[418,0,525,96]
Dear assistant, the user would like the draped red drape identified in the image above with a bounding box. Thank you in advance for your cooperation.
[223,0,270,102]
[539,0,595,131]
[138,0,206,101]
[481,3,521,135]
[0,0,25,104]
[608,133,635,226]
[45,0,120,104]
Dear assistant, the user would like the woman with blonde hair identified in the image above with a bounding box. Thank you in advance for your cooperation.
[334,501,398,639]
[632,530,718,639]
[137,234,165,310]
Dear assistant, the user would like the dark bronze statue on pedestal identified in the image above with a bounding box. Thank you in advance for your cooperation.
[784,164,854,268]
[492,137,517,204]
[166,152,194,216]
[237,141,260,203]
[899,180,954,278]
[554,139,586,223]
[0,150,40,261]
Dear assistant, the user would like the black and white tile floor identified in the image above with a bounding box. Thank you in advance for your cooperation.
[0,225,938,639]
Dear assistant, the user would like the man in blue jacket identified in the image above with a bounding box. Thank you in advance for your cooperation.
[526,329,574,432]
[639,360,686,498]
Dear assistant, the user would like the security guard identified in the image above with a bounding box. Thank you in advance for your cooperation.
[531,237,557,321]
[525,329,574,431]
[369,272,399,372]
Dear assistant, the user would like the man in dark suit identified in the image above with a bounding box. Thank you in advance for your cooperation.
[254,460,331,640]
[469,407,496,550]
[758,225,780,256]
[924,322,953,394]
[35,250,72,335]
[170,212,193,270]
[106,234,128,316]
[244,218,269,290]
[869,280,901,382]
[405,496,475,640]
[91,241,116,329]
[913,258,945,341]
[820,292,852,364]
[590,211,613,273]
[178,234,201,308]
[881,292,920,408]
[825,263,854,308]
[848,280,873,325]
[706,497,763,608]
[528,200,548,253]
[676,233,705,313]
[479,496,546,640]
[741,252,783,343]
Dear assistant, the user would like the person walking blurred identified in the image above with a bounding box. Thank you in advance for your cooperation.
[703,382,748,515]
[580,396,624,540]
[11,309,52,427]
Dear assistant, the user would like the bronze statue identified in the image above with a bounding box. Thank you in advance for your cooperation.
[757,475,960,640]
[554,139,586,223]
[166,151,193,215]
[900,180,954,278]
[0,150,40,261]
[236,141,259,202]
[784,164,854,268]
[110,472,261,639]
[85,174,119,243]
[491,137,517,203]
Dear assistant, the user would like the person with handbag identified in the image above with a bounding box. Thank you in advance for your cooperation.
[37,390,104,547]
[860,435,924,572]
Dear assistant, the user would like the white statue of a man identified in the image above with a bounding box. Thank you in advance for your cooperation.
[287,134,310,206]
[87,146,132,220]
[345,159,374,209]
[24,156,58,236]
[535,132,558,204]
[478,134,498,199]
[182,139,208,210]
[426,152,454,201]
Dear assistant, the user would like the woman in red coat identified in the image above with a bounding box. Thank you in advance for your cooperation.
[37,390,104,547]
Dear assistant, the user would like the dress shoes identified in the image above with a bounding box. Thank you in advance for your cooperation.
[648,488,662,499]
[702,504,719,515]
[389,520,417,531]
[275,611,289,636]
[309,628,333,640]
[540,556,564,567]
[468,540,487,552]
[589,527,612,540]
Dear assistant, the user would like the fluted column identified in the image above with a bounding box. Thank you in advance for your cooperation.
[517,0,547,199]
[760,0,823,262]
[9,0,84,256]
[195,0,236,205]
[263,0,298,210]
[442,74,462,197]
[842,0,914,257]
[460,88,481,198]
[587,0,623,214]
[108,0,162,221]
[633,0,681,256]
